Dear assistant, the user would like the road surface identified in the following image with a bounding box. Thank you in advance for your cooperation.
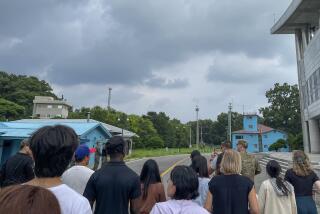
[127,154,267,197]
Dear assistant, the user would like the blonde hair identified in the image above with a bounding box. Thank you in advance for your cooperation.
[292,150,312,176]
[221,150,242,174]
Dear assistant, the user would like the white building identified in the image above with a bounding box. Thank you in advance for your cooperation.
[271,0,320,153]
[32,96,72,119]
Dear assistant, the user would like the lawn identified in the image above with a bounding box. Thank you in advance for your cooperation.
[126,145,218,160]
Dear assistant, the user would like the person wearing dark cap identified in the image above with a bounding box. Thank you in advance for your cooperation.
[209,141,232,175]
[237,140,261,181]
[84,136,141,214]
[0,139,34,187]
[62,144,94,195]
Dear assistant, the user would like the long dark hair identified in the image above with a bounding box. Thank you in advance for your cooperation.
[266,160,290,196]
[140,159,161,199]
[191,155,209,178]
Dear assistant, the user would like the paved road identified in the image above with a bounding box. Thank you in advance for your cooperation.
[127,154,267,198]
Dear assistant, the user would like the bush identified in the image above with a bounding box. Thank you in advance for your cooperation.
[269,139,287,151]
[144,136,165,149]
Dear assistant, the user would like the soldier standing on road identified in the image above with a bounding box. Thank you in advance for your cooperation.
[237,140,261,181]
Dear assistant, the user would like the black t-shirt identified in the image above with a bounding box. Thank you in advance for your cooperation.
[209,174,254,214]
[0,153,34,187]
[284,168,319,197]
[83,161,141,214]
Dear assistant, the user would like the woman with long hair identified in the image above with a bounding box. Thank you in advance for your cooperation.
[258,160,297,214]
[140,159,166,214]
[191,155,210,207]
[285,150,320,214]
[204,149,259,214]
[0,185,61,214]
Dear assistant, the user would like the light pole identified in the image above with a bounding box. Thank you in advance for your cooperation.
[189,125,192,148]
[196,105,199,149]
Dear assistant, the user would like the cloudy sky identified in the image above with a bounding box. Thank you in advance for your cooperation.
[0,0,297,122]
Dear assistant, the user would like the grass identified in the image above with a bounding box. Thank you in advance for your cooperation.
[126,145,218,160]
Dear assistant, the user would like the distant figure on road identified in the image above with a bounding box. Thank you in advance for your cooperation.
[0,139,34,187]
[84,136,141,214]
[0,184,61,214]
[258,160,297,214]
[237,140,261,181]
[189,150,201,165]
[26,125,92,214]
[93,142,106,170]
[62,145,94,195]
[210,141,232,175]
[204,149,259,214]
[191,155,210,207]
[150,165,209,214]
[285,150,320,214]
[139,159,166,214]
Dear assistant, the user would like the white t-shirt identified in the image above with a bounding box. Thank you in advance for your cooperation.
[193,177,210,207]
[49,184,92,214]
[62,165,94,194]
[150,200,209,214]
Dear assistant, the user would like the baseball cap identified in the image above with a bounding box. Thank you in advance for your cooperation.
[75,145,90,161]
[237,140,248,148]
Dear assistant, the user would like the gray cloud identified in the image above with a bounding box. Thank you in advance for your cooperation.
[144,76,189,89]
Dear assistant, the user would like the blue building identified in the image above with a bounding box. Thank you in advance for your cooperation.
[0,119,113,168]
[232,114,287,153]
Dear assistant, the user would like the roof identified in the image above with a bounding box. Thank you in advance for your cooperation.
[232,124,275,134]
[14,119,138,138]
[271,0,320,34]
[0,120,112,138]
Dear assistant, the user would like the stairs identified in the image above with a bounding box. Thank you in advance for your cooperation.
[259,156,291,177]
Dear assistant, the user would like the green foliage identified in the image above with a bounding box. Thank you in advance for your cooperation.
[0,98,25,120]
[287,133,304,151]
[269,139,287,151]
[0,71,57,117]
[260,83,301,134]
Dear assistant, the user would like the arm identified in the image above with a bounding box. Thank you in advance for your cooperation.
[204,191,213,212]
[159,184,166,202]
[290,189,297,214]
[129,177,142,214]
[130,198,141,214]
[248,187,259,214]
[257,182,266,214]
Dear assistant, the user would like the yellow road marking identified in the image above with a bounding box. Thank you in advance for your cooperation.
[160,157,189,178]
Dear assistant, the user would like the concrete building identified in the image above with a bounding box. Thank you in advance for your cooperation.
[271,0,320,153]
[32,96,72,119]
[232,114,287,153]
[0,120,112,168]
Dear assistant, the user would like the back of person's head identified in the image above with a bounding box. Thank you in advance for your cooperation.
[0,185,61,214]
[266,160,291,196]
[106,136,127,157]
[292,150,312,176]
[220,149,241,174]
[74,145,90,164]
[29,125,79,178]
[190,150,201,160]
[140,159,161,199]
[221,140,232,149]
[191,155,209,178]
[170,166,199,200]
[20,139,30,150]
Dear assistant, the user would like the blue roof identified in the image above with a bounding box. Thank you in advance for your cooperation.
[0,119,112,139]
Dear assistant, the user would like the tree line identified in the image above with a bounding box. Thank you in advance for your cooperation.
[0,71,303,149]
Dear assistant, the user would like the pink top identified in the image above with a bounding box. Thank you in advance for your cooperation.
[150,200,209,214]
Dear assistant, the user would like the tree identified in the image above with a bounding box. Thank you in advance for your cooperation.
[0,98,25,121]
[269,139,287,151]
[260,83,301,134]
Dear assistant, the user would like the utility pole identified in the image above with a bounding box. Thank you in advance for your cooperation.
[189,125,192,148]
[108,88,112,110]
[196,105,199,149]
[228,103,232,141]
[200,125,203,144]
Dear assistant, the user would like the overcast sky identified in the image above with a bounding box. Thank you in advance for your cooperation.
[0,0,297,122]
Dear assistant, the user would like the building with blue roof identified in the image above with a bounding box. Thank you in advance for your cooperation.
[0,119,113,168]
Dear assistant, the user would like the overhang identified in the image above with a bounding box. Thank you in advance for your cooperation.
[271,0,320,34]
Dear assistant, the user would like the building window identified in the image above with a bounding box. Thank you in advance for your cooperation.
[58,105,62,109]
[249,125,253,129]
[47,105,52,109]
[264,145,268,148]
[235,135,243,139]
[254,144,258,148]
[264,135,268,138]
[248,116,252,119]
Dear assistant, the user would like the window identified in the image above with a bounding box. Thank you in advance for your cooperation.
[249,125,253,129]
[235,136,243,139]
[47,105,52,109]
[264,145,268,148]
[254,144,258,148]
[58,105,62,109]
[264,135,268,138]
[248,116,252,119]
